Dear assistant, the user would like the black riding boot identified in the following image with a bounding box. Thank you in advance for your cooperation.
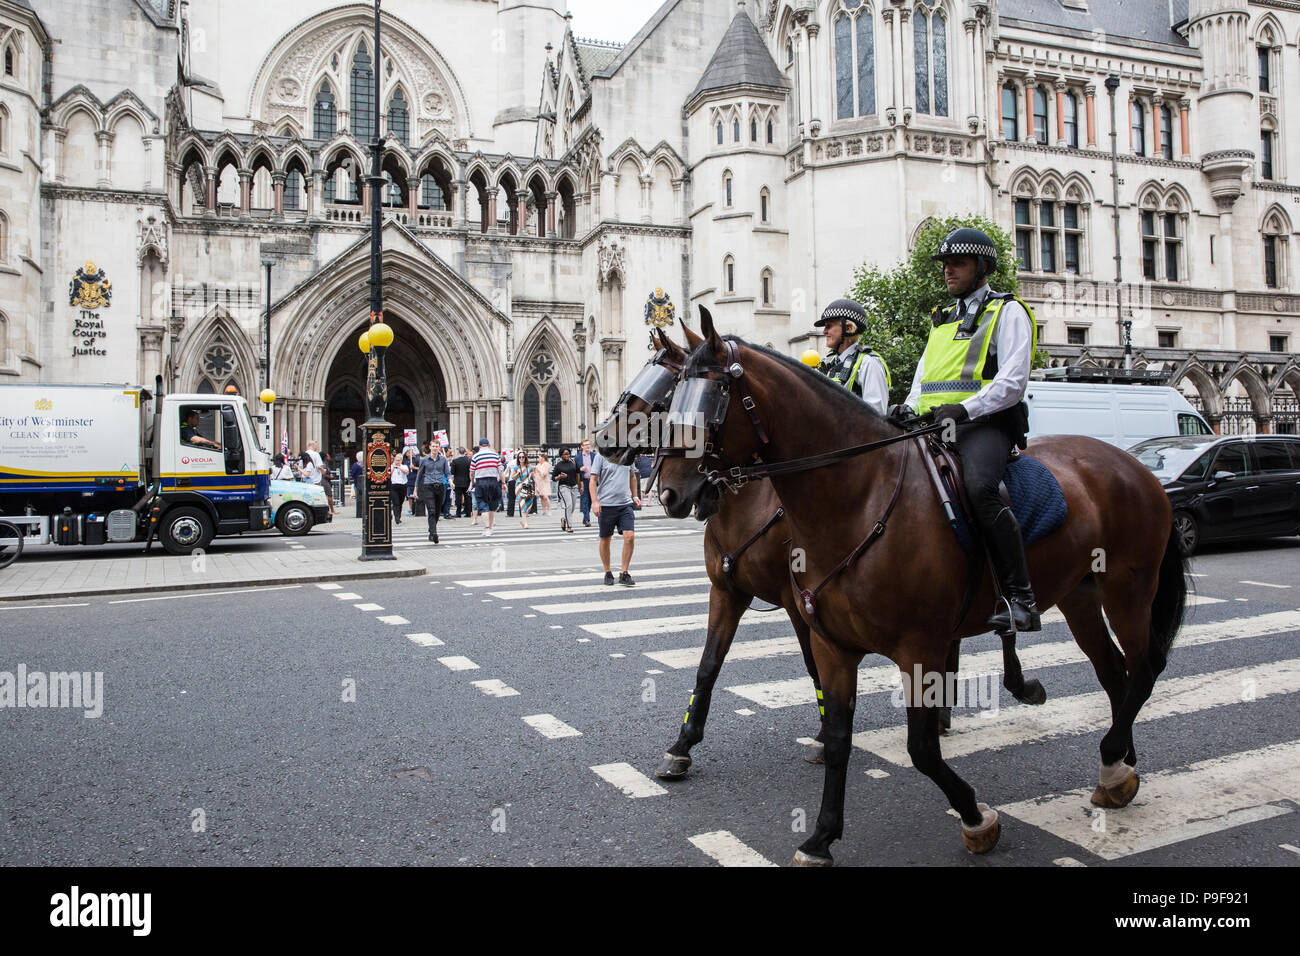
[984,506,1041,633]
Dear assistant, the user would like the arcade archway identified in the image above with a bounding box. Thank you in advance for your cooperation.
[322,312,449,461]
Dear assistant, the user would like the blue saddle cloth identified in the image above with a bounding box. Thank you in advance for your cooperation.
[952,454,1068,554]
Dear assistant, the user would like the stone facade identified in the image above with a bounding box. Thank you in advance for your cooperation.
[3,0,1299,453]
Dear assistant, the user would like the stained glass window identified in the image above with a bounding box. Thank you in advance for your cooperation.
[314,82,336,139]
[545,386,562,445]
[523,384,540,445]
[914,12,930,116]
[857,11,875,116]
[388,88,409,146]
[932,12,947,117]
[351,41,375,140]
[835,14,854,119]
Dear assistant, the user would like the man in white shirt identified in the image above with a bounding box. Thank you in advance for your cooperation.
[889,227,1039,633]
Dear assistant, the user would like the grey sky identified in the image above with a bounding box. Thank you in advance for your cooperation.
[564,0,667,44]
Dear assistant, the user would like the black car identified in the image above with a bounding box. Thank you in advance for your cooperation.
[1130,434,1300,556]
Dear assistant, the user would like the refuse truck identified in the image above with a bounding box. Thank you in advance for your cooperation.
[0,380,272,555]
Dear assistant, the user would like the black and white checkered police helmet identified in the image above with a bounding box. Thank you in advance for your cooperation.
[931,227,999,275]
[814,297,867,334]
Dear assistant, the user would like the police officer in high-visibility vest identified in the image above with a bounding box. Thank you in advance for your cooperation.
[888,228,1041,632]
[812,298,891,414]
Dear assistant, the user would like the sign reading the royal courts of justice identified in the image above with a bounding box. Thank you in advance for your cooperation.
[68,261,112,358]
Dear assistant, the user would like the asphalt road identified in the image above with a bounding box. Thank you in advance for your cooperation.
[3,514,1299,867]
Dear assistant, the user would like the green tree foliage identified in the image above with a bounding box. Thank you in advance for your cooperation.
[847,214,1047,405]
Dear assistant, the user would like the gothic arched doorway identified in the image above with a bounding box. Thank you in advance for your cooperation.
[321,312,449,461]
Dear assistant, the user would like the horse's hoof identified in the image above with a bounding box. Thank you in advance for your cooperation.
[961,803,1001,854]
[791,849,833,867]
[1016,679,1047,706]
[938,707,952,732]
[1090,762,1139,808]
[655,753,692,780]
[803,739,825,764]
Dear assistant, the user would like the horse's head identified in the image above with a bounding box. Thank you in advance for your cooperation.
[592,328,685,465]
[658,307,772,519]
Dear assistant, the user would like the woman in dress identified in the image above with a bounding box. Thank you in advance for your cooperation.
[532,451,552,517]
[514,452,534,529]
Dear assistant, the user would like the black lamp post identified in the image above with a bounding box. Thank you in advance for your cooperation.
[1105,75,1124,354]
[360,0,395,561]
[259,258,276,452]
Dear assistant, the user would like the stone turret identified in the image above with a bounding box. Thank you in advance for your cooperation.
[1186,0,1253,210]
[494,0,568,155]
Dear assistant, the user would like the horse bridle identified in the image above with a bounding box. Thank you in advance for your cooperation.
[593,346,685,466]
[663,337,944,494]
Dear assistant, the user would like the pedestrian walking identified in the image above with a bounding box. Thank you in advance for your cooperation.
[533,451,552,516]
[633,452,653,509]
[553,447,580,532]
[440,445,453,519]
[389,454,409,524]
[575,438,596,527]
[450,447,471,518]
[403,446,421,516]
[471,438,503,536]
[589,450,640,585]
[270,454,295,481]
[304,440,338,516]
[351,451,364,517]
[515,454,535,529]
[506,451,527,519]
[416,445,450,543]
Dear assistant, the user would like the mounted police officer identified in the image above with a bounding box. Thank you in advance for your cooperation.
[888,228,1041,633]
[812,298,891,414]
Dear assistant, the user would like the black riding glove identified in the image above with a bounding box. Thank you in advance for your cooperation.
[886,404,918,427]
[925,403,970,427]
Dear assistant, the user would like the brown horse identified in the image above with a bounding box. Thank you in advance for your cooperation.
[657,312,1188,865]
[596,328,825,778]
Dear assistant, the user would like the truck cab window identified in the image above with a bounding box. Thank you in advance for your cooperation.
[180,407,222,451]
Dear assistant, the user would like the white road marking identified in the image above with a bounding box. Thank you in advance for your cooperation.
[488,576,706,600]
[108,585,301,605]
[734,708,755,716]
[688,830,777,867]
[646,669,663,675]
[532,592,712,615]
[0,603,91,611]
[583,611,776,640]
[865,769,890,779]
[1239,580,1291,589]
[470,679,520,698]
[353,603,383,611]
[1001,740,1300,861]
[377,615,409,625]
[333,592,362,600]
[577,638,590,643]
[523,714,582,739]
[455,564,705,588]
[610,653,625,658]
[647,636,801,669]
[1281,844,1300,856]
[549,625,563,630]
[316,583,342,590]
[590,762,666,797]
[727,610,1300,710]
[851,658,1300,767]
[405,633,444,647]
[1053,857,1087,867]
[437,656,479,671]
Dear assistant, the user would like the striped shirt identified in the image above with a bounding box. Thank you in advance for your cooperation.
[471,448,502,480]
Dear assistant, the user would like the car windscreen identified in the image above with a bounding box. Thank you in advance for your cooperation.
[1129,437,1217,482]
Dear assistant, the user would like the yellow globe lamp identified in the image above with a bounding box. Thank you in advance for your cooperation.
[368,322,394,349]
[800,349,823,368]
[358,329,372,354]
[259,388,276,406]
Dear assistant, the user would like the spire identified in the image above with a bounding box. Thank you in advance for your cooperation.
[685,6,788,111]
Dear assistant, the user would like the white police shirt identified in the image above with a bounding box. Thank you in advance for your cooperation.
[903,282,1033,420]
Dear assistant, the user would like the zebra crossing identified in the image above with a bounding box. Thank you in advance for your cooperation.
[342,508,703,550]
[452,556,1300,866]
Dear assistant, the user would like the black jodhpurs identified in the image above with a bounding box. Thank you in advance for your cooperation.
[420,483,446,537]
[953,422,1015,530]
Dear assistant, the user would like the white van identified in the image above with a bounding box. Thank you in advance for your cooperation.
[1025,381,1212,448]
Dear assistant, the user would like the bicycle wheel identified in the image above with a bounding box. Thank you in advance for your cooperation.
[0,520,23,569]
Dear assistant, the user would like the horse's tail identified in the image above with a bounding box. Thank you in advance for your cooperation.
[1149,524,1188,675]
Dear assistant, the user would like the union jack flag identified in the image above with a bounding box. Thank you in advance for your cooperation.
[281,429,289,459]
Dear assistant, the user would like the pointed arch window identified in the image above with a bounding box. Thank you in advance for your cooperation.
[544,386,562,446]
[723,171,733,208]
[716,120,724,145]
[421,174,448,209]
[523,384,540,446]
[1261,126,1276,181]
[314,81,337,139]
[914,5,948,117]
[350,41,375,140]
[0,211,8,264]
[3,45,12,77]
[284,171,301,210]
[733,117,741,142]
[1259,44,1272,93]
[766,118,774,144]
[387,87,409,146]
[1263,212,1289,289]
[750,116,758,142]
[834,1,876,119]
[724,256,735,294]
[760,187,770,224]
[760,269,774,307]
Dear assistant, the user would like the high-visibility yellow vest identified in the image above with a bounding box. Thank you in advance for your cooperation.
[916,293,1036,415]
[843,347,891,394]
